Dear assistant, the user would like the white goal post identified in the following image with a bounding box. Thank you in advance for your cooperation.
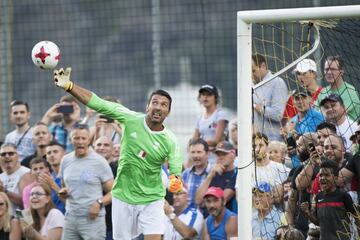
[237,5,360,240]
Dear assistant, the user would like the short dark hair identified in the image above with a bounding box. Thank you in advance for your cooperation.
[148,89,172,111]
[252,132,269,146]
[325,55,343,70]
[316,121,337,133]
[188,138,209,152]
[73,122,89,130]
[10,100,29,112]
[252,54,267,67]
[47,140,65,150]
[29,157,51,169]
[320,159,339,176]
[34,121,48,127]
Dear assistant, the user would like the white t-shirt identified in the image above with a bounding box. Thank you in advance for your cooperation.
[164,207,204,240]
[0,166,30,215]
[195,108,229,164]
[336,118,357,151]
[40,208,65,236]
[4,128,36,162]
[252,160,289,187]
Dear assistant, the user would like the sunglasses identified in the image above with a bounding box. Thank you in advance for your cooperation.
[30,192,47,197]
[252,188,266,194]
[0,152,16,157]
[0,202,5,206]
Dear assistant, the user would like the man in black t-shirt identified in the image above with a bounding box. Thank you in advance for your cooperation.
[301,160,360,240]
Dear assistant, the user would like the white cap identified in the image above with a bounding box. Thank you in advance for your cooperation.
[294,59,317,73]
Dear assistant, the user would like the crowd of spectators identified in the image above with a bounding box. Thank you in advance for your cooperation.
[0,53,359,240]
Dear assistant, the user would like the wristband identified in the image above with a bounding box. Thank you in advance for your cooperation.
[168,212,176,220]
[66,81,74,92]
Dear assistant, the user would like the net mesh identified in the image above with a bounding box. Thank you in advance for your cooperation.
[251,19,360,239]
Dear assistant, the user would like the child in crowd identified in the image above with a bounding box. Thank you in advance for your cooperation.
[301,160,360,240]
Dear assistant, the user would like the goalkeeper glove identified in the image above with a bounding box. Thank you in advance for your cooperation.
[168,175,183,193]
[54,67,73,92]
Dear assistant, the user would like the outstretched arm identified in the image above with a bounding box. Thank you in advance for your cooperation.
[53,67,93,105]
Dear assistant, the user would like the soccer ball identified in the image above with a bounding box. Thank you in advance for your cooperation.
[31,41,60,70]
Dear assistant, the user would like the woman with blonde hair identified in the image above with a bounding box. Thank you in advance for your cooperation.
[0,192,21,240]
[20,183,64,240]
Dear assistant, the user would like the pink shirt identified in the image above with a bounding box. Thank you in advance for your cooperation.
[22,182,36,209]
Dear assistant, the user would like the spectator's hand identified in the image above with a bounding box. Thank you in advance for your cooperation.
[287,146,296,157]
[309,150,321,166]
[20,219,36,238]
[54,67,72,91]
[168,175,183,193]
[38,173,58,191]
[42,103,62,124]
[111,121,122,135]
[57,187,70,200]
[88,201,101,220]
[210,163,225,176]
[300,202,310,214]
[95,116,108,129]
[163,200,173,215]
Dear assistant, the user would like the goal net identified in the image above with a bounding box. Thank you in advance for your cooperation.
[237,6,360,240]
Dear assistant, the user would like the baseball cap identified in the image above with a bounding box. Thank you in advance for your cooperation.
[319,93,344,107]
[214,141,235,154]
[252,181,272,193]
[294,59,317,73]
[204,187,224,199]
[292,87,311,97]
[199,84,219,97]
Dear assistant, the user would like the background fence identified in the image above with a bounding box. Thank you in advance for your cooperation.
[0,0,359,153]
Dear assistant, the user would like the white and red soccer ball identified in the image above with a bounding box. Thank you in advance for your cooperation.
[31,41,60,69]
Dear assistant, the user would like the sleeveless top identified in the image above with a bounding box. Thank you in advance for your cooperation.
[206,208,236,240]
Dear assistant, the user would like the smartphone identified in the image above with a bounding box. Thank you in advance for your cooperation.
[57,105,74,114]
[308,143,316,152]
[16,209,23,219]
[286,136,297,148]
[99,115,114,123]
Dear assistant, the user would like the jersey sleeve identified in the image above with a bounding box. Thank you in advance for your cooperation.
[166,132,183,176]
[87,93,140,123]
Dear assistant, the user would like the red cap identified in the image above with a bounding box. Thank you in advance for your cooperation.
[204,187,224,199]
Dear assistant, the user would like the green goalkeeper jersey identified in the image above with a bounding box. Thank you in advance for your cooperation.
[87,94,183,204]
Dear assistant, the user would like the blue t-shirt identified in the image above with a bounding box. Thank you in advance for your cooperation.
[291,108,324,135]
[206,208,236,240]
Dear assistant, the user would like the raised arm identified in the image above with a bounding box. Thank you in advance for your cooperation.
[53,67,93,105]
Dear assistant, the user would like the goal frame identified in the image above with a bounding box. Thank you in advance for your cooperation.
[236,5,360,240]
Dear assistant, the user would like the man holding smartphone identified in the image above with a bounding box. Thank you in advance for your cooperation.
[52,67,183,240]
[41,95,82,153]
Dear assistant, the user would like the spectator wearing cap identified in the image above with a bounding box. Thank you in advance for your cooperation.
[319,93,357,151]
[252,181,282,240]
[195,141,237,213]
[316,55,360,122]
[163,186,204,240]
[283,58,323,121]
[182,138,212,209]
[193,84,229,165]
[252,53,288,141]
[289,89,324,136]
[201,187,237,240]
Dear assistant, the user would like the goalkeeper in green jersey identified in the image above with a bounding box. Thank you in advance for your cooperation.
[53,67,183,240]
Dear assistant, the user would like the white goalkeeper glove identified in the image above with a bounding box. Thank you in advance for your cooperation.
[53,67,73,92]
